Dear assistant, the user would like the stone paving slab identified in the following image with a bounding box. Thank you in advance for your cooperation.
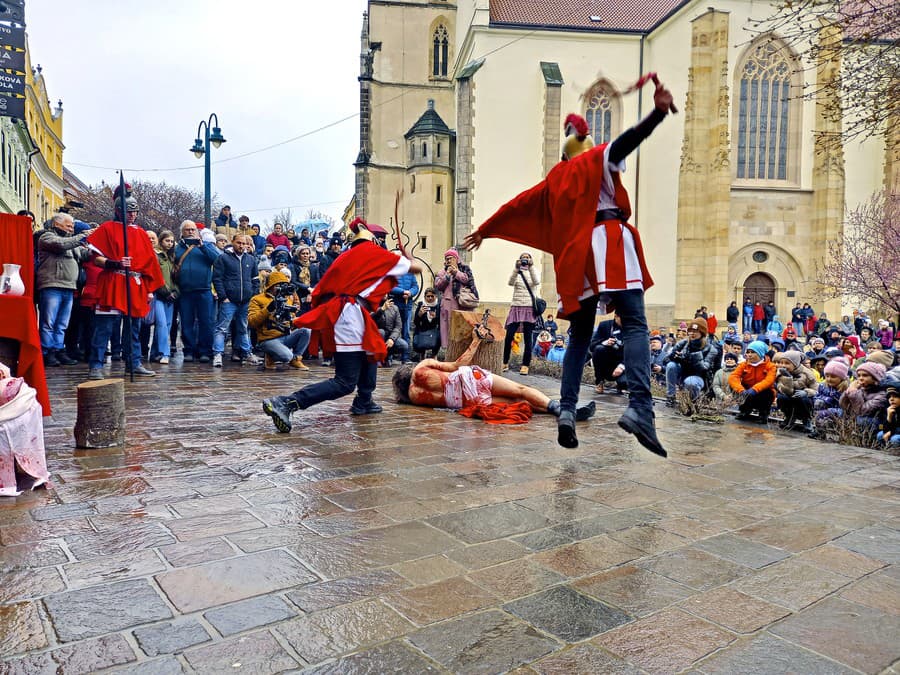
[0,364,898,673]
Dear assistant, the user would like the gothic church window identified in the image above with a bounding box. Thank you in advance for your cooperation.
[584,81,619,144]
[734,38,799,181]
[432,25,449,78]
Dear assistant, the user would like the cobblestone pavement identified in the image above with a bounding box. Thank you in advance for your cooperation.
[1,360,899,674]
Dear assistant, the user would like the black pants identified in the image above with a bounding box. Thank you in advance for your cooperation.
[739,390,773,419]
[777,393,813,422]
[503,321,534,367]
[286,351,377,409]
[591,344,624,383]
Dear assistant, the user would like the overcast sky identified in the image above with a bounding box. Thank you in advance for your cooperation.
[26,0,368,228]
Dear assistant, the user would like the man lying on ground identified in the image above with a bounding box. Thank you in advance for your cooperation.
[391,328,595,422]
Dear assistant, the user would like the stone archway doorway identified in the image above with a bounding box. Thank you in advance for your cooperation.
[743,272,775,306]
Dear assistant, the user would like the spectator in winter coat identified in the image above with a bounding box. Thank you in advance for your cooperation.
[752,302,765,334]
[546,335,567,364]
[663,317,721,405]
[265,223,292,249]
[813,312,831,336]
[765,315,784,340]
[534,330,553,359]
[390,271,420,364]
[590,315,624,394]
[175,221,221,362]
[434,249,476,348]
[211,234,260,367]
[214,206,237,236]
[502,253,541,375]
[649,334,668,384]
[840,361,887,434]
[727,301,740,330]
[412,287,440,360]
[712,352,739,400]
[250,224,267,255]
[791,303,805,337]
[729,340,777,424]
[372,296,407,366]
[248,270,311,370]
[876,320,894,349]
[544,315,559,337]
[877,379,900,448]
[36,213,94,367]
[764,301,777,326]
[774,350,819,433]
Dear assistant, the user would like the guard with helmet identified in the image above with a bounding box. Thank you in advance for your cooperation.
[85,192,164,380]
[262,218,423,432]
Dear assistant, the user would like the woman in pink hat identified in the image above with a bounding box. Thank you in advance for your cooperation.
[434,249,477,348]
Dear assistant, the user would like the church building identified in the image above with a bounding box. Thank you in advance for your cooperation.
[355,0,895,326]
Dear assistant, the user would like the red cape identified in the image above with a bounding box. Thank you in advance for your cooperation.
[476,143,653,317]
[293,241,402,362]
[87,221,164,317]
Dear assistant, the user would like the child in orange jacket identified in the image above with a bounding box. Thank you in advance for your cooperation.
[728,340,777,424]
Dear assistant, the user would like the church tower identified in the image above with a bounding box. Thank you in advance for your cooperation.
[356,1,457,278]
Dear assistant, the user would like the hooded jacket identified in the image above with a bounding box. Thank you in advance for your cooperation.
[248,270,298,342]
[36,227,93,290]
[775,364,819,398]
[212,245,259,303]
[728,358,777,397]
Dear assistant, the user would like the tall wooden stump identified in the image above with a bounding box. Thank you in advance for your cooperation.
[446,310,504,372]
[74,379,126,448]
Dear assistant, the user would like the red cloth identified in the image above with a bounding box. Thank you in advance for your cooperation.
[457,401,533,424]
[0,213,50,415]
[293,241,402,362]
[87,221,164,317]
[476,143,653,317]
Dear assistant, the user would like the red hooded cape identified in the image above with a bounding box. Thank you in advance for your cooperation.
[293,241,402,362]
[87,221,164,317]
[476,142,653,318]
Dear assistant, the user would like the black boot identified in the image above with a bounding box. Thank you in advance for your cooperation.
[262,396,299,433]
[43,351,60,367]
[557,410,578,449]
[617,408,667,457]
[55,349,78,366]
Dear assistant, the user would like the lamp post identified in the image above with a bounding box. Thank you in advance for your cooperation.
[189,113,226,228]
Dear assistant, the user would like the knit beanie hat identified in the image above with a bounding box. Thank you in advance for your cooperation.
[778,350,803,368]
[687,317,708,337]
[747,341,768,358]
[678,321,688,330]
[257,259,272,272]
[444,248,460,260]
[866,350,895,369]
[856,361,886,382]
[824,359,849,379]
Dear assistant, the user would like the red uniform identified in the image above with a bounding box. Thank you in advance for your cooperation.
[294,241,405,362]
[87,221,163,317]
[475,142,653,318]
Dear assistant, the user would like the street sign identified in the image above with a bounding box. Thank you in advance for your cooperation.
[0,1,25,24]
[0,91,24,120]
[0,46,24,73]
[0,24,24,50]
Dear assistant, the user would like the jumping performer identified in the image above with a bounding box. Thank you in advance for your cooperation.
[464,78,675,456]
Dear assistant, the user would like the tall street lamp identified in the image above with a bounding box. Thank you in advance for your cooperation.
[189,113,226,228]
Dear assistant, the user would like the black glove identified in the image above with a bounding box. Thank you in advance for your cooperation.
[792,391,808,399]
[104,259,125,270]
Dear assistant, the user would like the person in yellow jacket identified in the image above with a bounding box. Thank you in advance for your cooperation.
[248,270,311,370]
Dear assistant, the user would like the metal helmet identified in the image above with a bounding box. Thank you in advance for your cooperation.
[347,217,374,244]
[561,113,595,160]
[115,196,140,214]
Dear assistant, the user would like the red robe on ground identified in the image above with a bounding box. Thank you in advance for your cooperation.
[476,142,653,318]
[86,221,164,317]
[293,241,402,362]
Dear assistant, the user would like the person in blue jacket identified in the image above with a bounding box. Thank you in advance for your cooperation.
[547,334,567,364]
[174,221,221,362]
[390,271,420,363]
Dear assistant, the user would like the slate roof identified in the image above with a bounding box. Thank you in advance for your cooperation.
[404,106,455,139]
[490,0,691,33]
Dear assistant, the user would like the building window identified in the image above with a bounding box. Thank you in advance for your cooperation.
[422,142,427,158]
[734,37,798,181]
[437,142,441,159]
[584,81,619,144]
[1,131,5,176]
[409,143,415,162]
[435,185,443,203]
[418,234,428,250]
[410,174,416,193]
[432,25,449,78]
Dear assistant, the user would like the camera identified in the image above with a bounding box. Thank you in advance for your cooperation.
[518,259,530,268]
[269,284,302,330]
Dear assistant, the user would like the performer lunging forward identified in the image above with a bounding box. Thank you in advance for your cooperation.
[262,219,422,432]
[464,79,674,455]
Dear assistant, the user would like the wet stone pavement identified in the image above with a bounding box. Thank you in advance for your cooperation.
[1,360,899,674]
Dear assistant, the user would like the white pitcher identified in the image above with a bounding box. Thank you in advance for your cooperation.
[0,263,25,296]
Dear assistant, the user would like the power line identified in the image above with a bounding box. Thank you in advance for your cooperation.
[64,28,535,174]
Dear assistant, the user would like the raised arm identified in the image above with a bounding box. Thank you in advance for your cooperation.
[608,80,673,165]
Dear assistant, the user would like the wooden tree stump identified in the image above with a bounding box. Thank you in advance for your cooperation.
[445,310,505,373]
[74,379,126,448]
